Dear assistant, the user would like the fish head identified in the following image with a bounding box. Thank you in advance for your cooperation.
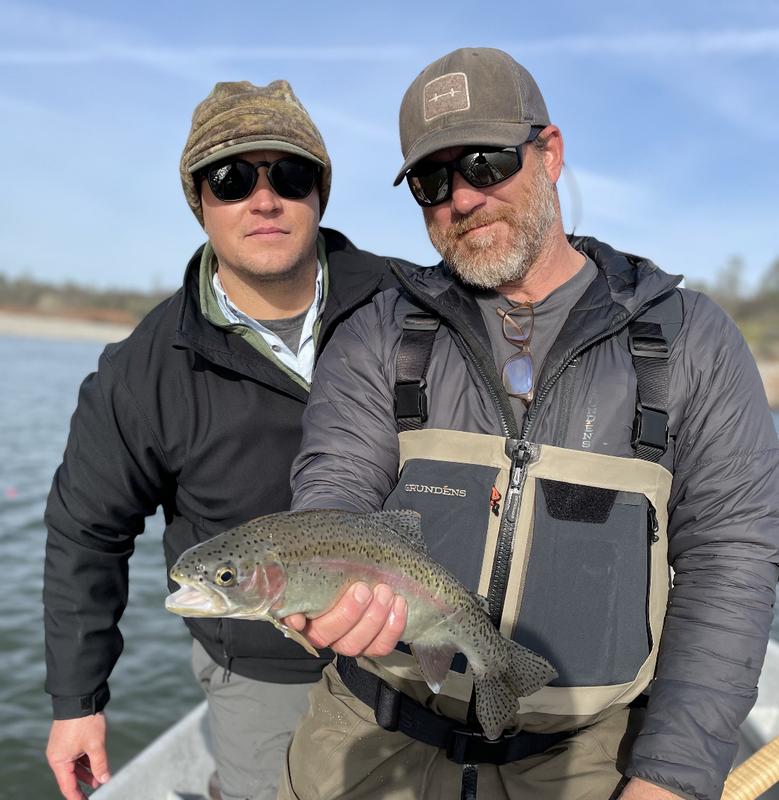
[165,537,286,620]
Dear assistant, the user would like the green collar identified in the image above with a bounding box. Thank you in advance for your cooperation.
[198,233,329,390]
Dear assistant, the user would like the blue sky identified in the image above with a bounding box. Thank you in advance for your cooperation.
[1,0,777,292]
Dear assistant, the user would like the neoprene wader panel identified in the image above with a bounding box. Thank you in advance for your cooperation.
[374,431,672,734]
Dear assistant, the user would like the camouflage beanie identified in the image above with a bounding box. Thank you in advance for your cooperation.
[180,80,331,225]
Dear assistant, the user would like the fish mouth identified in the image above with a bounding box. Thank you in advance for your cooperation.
[165,582,229,617]
[165,572,273,620]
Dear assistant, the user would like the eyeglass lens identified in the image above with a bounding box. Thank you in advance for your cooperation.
[207,157,318,202]
[498,305,534,399]
[408,148,522,207]
[503,352,534,397]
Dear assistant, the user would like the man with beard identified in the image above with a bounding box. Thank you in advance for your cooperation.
[280,48,779,800]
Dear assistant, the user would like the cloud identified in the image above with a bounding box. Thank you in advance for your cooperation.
[2,8,779,69]
[559,166,650,229]
[502,29,779,57]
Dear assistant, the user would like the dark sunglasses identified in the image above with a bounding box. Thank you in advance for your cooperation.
[202,155,320,203]
[406,127,544,207]
[497,304,534,402]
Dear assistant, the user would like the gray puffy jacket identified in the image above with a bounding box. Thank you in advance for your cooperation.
[292,235,779,800]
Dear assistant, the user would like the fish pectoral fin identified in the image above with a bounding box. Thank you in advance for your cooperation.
[410,641,459,694]
[269,617,320,658]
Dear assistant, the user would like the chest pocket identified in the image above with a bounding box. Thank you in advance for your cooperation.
[383,458,500,591]
[514,479,655,687]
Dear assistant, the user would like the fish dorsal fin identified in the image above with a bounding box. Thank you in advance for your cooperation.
[369,510,428,553]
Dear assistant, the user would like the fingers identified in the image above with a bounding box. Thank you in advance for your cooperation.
[46,714,110,800]
[49,759,85,800]
[302,583,407,657]
[284,613,307,631]
[85,740,111,786]
[362,595,407,657]
[74,758,101,789]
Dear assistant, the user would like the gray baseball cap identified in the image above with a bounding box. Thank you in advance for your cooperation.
[394,48,550,185]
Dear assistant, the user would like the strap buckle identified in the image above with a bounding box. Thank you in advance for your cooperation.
[374,680,401,731]
[402,314,440,332]
[394,379,428,421]
[629,333,670,359]
[631,403,669,450]
[446,728,513,765]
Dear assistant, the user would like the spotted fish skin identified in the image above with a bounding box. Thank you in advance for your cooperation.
[165,509,557,739]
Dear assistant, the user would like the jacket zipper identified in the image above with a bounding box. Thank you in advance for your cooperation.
[387,261,517,438]
[454,332,514,437]
[645,503,659,652]
[522,303,658,439]
[486,440,533,626]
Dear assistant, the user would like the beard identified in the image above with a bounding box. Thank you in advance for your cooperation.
[425,157,558,290]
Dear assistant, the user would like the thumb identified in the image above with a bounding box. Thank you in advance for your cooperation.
[86,742,111,784]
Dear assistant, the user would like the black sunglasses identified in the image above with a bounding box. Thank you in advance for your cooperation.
[406,128,544,207]
[202,155,320,203]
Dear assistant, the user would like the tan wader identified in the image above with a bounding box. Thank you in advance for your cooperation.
[281,433,672,799]
[279,664,643,800]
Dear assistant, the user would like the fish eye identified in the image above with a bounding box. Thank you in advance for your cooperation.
[214,565,237,587]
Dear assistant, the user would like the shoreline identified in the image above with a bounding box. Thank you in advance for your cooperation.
[0,310,134,343]
[1,310,777,409]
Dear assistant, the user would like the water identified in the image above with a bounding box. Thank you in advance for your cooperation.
[0,336,199,799]
[1,334,777,799]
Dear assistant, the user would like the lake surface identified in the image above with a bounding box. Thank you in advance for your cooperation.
[1,333,777,799]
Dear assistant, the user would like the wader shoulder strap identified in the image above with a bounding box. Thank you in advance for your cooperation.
[394,313,440,431]
[629,290,683,462]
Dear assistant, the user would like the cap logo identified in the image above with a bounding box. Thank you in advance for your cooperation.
[423,72,470,122]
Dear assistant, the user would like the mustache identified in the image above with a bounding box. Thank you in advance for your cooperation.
[444,207,519,239]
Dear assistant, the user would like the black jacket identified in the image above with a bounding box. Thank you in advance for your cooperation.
[43,228,402,719]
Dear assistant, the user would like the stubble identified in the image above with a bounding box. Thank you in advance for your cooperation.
[426,156,558,290]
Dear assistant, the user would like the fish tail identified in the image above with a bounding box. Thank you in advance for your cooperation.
[473,638,557,740]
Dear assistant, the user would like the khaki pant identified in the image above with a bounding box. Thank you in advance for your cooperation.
[279,663,641,800]
[192,640,313,800]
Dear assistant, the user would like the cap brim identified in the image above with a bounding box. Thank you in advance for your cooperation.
[189,139,325,173]
[392,121,533,185]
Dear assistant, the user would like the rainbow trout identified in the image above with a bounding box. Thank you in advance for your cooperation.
[165,509,557,739]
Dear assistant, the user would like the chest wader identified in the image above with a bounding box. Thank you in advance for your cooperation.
[336,303,680,800]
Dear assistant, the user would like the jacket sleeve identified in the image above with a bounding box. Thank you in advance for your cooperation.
[291,299,400,513]
[44,349,168,718]
[626,292,779,800]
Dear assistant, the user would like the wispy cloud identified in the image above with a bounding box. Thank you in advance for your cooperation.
[559,167,650,229]
[2,19,779,69]
[502,29,779,57]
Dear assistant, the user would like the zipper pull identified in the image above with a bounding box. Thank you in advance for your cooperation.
[490,486,502,516]
[505,441,532,522]
[510,441,532,483]
[647,505,660,543]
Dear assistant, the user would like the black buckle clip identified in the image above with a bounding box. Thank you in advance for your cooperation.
[631,404,669,450]
[374,680,401,731]
[395,379,428,421]
[629,334,670,359]
[446,728,513,765]
[402,314,440,332]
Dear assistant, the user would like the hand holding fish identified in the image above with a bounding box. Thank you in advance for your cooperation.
[283,581,408,657]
